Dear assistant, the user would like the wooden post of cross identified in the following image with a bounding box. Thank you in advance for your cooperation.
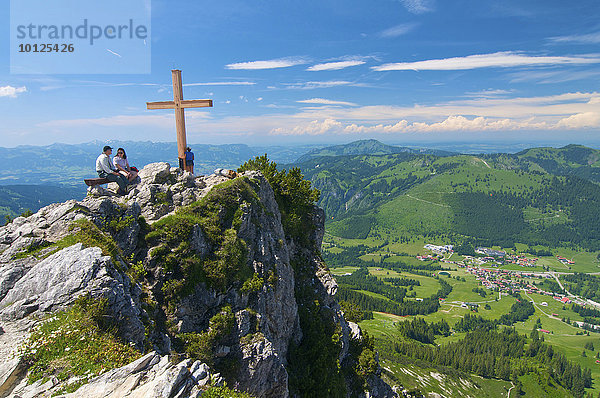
[146,69,213,169]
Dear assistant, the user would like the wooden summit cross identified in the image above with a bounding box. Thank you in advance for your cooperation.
[146,69,213,169]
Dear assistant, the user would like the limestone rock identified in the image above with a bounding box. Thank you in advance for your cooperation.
[7,352,225,398]
[238,334,289,398]
[139,162,172,185]
[348,321,362,340]
[0,244,144,347]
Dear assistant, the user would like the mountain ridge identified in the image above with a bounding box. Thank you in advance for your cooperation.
[295,139,456,163]
[0,162,393,398]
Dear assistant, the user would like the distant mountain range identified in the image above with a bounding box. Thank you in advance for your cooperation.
[0,141,322,187]
[293,142,600,250]
[0,139,467,188]
[2,139,599,224]
[0,185,85,221]
[294,139,455,163]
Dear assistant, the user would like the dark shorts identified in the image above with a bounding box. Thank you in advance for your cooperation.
[186,160,194,166]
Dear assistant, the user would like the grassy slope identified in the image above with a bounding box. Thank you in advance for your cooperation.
[313,145,600,395]
[349,266,600,396]
[320,153,600,273]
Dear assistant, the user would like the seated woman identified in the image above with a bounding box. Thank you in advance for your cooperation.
[113,147,138,182]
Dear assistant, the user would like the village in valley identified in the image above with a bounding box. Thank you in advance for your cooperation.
[418,243,600,328]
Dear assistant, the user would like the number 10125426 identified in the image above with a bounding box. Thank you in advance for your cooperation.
[18,43,74,53]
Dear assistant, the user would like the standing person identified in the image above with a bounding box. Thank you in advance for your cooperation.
[96,145,129,196]
[184,146,194,174]
[113,147,138,182]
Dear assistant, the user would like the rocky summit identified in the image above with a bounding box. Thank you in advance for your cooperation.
[0,162,395,398]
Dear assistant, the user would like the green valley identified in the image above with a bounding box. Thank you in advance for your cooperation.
[295,141,600,397]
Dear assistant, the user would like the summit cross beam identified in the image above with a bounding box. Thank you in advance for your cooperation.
[146,69,213,169]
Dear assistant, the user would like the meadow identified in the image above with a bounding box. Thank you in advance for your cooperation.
[332,263,600,396]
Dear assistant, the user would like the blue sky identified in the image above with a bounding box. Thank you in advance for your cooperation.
[1,0,599,148]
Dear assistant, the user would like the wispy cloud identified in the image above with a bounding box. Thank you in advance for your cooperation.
[297,98,358,106]
[283,81,353,89]
[372,52,600,71]
[292,92,600,121]
[399,0,434,14]
[38,110,212,130]
[379,23,418,38]
[549,32,600,44]
[0,86,27,98]
[307,60,366,71]
[106,49,122,57]
[463,89,514,98]
[184,81,256,86]
[39,80,160,91]
[226,57,308,70]
[508,69,600,84]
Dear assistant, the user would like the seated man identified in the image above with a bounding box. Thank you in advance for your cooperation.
[95,145,129,196]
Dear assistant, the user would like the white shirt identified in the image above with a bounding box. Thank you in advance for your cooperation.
[113,156,129,170]
[96,153,115,174]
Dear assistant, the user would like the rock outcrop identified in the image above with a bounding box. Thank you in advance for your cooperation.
[0,163,395,398]
[8,351,225,398]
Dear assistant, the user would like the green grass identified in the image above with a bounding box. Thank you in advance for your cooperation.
[356,262,600,395]
[381,361,512,398]
[366,267,441,298]
[13,217,125,266]
[201,385,254,398]
[511,298,600,396]
[19,295,140,393]
[359,312,405,340]
[515,373,572,397]
[361,314,513,397]
[317,152,600,394]
[329,266,359,276]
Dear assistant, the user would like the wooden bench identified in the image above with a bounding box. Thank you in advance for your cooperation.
[84,178,110,187]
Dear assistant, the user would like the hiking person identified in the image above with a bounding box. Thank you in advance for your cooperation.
[184,146,194,174]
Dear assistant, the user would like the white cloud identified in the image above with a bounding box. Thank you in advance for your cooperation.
[549,32,600,44]
[0,86,27,98]
[372,52,600,71]
[379,23,418,38]
[271,119,343,136]
[184,81,256,86]
[297,98,358,106]
[225,57,307,70]
[307,60,365,71]
[34,92,600,139]
[257,97,263,101]
[556,112,600,129]
[399,0,434,14]
[283,81,353,89]
[269,116,552,136]
[269,112,600,136]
